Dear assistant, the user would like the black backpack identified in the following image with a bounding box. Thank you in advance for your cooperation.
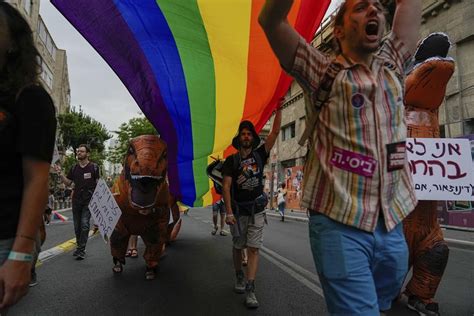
[206,148,264,195]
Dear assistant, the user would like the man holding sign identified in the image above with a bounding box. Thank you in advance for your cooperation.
[56,144,99,260]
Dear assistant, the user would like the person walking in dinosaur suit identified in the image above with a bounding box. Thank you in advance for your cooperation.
[402,32,455,316]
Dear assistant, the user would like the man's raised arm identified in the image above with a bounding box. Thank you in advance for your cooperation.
[392,0,422,55]
[259,0,301,71]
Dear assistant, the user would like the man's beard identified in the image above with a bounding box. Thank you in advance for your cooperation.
[241,141,252,149]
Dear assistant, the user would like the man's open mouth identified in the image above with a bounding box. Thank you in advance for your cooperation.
[365,21,379,40]
[129,175,163,208]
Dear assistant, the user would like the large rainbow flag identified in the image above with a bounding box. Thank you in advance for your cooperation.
[51,0,331,207]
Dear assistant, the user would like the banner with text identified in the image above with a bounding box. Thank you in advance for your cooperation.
[88,179,122,242]
[407,138,474,201]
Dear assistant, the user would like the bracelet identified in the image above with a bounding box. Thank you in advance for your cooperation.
[8,251,33,262]
[16,234,36,242]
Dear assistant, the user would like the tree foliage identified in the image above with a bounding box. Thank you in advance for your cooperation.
[57,107,111,167]
[108,115,158,164]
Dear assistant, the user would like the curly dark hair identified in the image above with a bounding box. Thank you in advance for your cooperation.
[0,1,40,94]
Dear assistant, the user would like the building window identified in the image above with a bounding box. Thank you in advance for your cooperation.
[439,125,446,138]
[463,119,474,135]
[37,19,57,61]
[281,122,296,141]
[23,0,32,16]
[39,57,53,89]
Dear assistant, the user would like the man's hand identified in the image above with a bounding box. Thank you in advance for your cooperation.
[225,213,236,225]
[0,260,31,309]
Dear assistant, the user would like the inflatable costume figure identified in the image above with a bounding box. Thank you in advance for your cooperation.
[403,33,455,315]
[110,135,182,280]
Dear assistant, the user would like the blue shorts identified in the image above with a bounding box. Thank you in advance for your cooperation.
[212,200,225,215]
[309,213,408,315]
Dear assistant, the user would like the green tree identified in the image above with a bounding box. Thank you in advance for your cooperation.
[108,115,158,164]
[57,107,111,167]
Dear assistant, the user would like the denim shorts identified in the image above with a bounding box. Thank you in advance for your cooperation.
[212,200,226,215]
[309,213,408,315]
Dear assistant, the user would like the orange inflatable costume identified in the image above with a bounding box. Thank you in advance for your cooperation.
[403,33,455,313]
[110,135,182,280]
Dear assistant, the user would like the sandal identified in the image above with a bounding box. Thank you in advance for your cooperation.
[125,249,132,257]
[130,249,138,258]
[112,262,123,274]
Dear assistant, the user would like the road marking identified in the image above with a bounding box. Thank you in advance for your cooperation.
[38,230,99,264]
[445,238,474,247]
[261,246,321,286]
[260,246,324,298]
[260,250,324,298]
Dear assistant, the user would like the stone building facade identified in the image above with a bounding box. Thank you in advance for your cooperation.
[6,0,71,115]
[265,0,474,210]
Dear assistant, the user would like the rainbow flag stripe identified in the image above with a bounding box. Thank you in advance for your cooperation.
[52,0,331,206]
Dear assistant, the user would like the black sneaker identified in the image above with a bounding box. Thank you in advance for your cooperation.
[407,296,440,316]
[29,271,38,287]
[245,281,259,309]
[76,251,85,260]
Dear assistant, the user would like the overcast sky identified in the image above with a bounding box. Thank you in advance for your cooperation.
[40,0,342,133]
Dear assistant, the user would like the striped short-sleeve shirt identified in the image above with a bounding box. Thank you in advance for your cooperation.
[289,32,417,232]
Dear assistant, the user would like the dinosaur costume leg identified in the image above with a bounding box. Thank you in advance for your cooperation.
[141,212,170,268]
[110,219,130,264]
[403,201,449,303]
[110,219,131,264]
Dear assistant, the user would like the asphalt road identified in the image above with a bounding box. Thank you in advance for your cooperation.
[10,207,474,316]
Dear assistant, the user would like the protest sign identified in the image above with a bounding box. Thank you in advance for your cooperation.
[51,143,60,164]
[88,179,122,242]
[407,138,474,201]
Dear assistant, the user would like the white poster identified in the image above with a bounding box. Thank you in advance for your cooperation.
[88,179,122,242]
[51,143,60,164]
[407,138,474,201]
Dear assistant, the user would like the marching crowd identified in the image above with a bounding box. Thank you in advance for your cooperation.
[1,0,448,315]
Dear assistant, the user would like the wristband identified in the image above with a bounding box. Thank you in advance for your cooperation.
[8,251,33,262]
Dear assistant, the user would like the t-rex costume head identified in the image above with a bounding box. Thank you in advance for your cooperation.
[119,135,168,213]
[403,33,454,308]
[405,33,455,137]
[110,135,182,280]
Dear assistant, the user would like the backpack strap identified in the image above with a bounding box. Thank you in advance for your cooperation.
[298,61,343,146]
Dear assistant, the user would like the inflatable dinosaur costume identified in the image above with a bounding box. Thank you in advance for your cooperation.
[110,135,182,280]
[403,33,455,314]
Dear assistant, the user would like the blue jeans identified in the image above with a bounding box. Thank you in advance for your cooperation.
[72,202,91,252]
[278,202,285,216]
[309,214,408,315]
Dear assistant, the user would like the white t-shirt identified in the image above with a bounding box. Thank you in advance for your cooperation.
[277,189,286,205]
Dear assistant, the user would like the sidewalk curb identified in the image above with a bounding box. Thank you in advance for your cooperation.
[266,212,474,250]
[37,230,99,265]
